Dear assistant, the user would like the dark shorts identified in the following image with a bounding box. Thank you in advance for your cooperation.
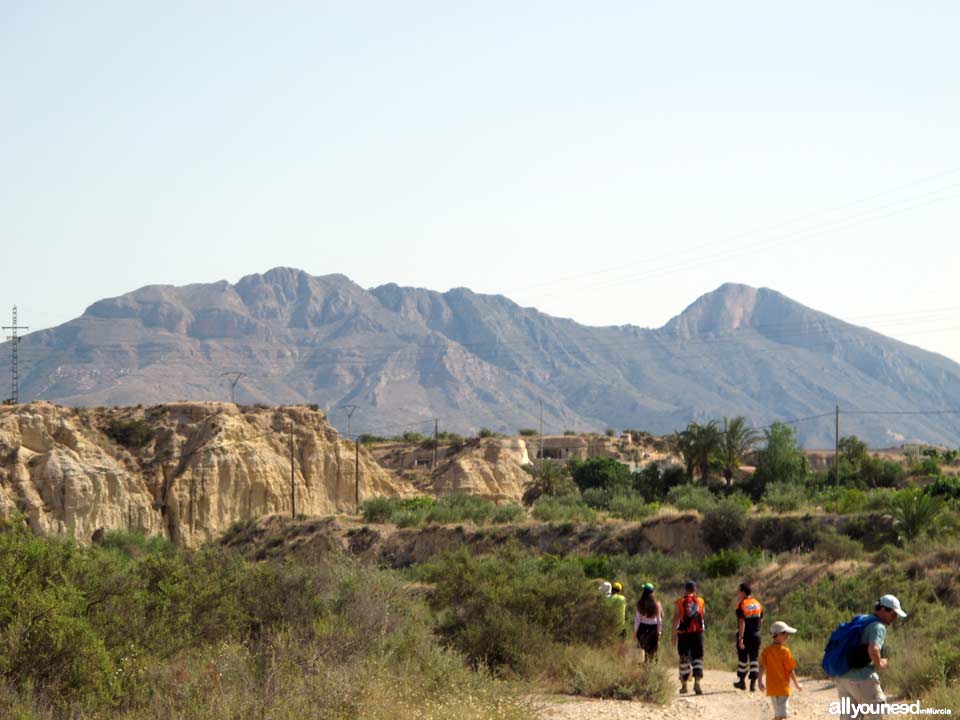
[636,624,660,655]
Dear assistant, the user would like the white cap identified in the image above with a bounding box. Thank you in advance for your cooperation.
[770,621,797,635]
[878,594,908,618]
[599,581,612,597]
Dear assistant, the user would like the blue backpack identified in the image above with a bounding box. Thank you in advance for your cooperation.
[821,615,880,677]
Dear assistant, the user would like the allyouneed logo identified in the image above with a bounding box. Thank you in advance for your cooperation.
[829,698,953,716]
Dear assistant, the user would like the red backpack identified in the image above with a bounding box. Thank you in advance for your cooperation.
[679,594,704,633]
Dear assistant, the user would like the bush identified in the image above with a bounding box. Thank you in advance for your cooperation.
[532,496,596,523]
[749,516,822,553]
[417,547,620,673]
[362,497,393,523]
[426,494,495,525]
[820,488,868,514]
[909,456,941,477]
[491,504,526,524]
[547,645,673,701]
[518,428,537,437]
[664,485,716,513]
[701,498,747,552]
[607,493,657,521]
[103,418,154,449]
[812,529,865,562]
[701,548,753,578]
[761,481,809,512]
[581,487,613,509]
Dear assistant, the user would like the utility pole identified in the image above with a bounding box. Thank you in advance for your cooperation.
[220,371,244,404]
[338,404,359,441]
[289,420,296,519]
[355,437,360,514]
[3,306,28,404]
[835,404,840,488]
[539,399,544,462]
[433,418,439,469]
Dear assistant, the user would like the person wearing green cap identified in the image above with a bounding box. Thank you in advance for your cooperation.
[634,582,663,663]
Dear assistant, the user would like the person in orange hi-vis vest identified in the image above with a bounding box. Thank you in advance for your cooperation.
[734,581,764,692]
[671,579,706,695]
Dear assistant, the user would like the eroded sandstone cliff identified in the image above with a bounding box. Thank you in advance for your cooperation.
[0,402,410,546]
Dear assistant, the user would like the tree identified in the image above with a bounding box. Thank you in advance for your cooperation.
[677,421,721,481]
[718,416,760,484]
[521,460,577,506]
[749,422,808,500]
[839,435,869,467]
[568,456,633,495]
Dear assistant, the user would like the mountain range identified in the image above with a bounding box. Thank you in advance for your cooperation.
[7,267,960,447]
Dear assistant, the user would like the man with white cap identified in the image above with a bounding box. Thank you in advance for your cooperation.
[833,594,907,720]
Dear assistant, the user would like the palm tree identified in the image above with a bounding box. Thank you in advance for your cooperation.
[521,460,576,506]
[719,416,761,484]
[673,428,697,479]
[690,420,722,482]
[675,421,721,481]
[886,489,944,542]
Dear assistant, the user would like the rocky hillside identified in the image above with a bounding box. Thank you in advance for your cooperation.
[0,402,407,546]
[9,268,960,446]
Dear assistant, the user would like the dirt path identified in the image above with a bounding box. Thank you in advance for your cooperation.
[537,670,839,720]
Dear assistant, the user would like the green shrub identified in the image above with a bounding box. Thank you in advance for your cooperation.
[491,504,526,524]
[581,487,612,509]
[762,481,809,512]
[103,418,154,449]
[865,488,896,512]
[426,494,495,525]
[820,487,868,514]
[362,497,393,523]
[749,516,821,553]
[812,529,864,562]
[701,548,752,578]
[701,498,747,552]
[608,493,657,521]
[417,547,620,673]
[518,428,537,437]
[664,485,716,513]
[548,644,673,701]
[532,496,596,523]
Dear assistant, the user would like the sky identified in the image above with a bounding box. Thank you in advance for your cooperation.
[3,1,959,361]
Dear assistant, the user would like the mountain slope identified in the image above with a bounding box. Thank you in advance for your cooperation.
[8,269,960,447]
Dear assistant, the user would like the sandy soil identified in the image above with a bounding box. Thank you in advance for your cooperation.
[537,669,839,720]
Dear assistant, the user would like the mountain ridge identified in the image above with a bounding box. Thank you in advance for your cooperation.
[8,268,960,447]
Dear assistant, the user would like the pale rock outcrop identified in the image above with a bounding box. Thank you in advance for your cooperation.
[428,437,533,502]
[0,402,411,546]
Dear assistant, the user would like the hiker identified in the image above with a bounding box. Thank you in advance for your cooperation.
[758,621,803,720]
[671,579,706,695]
[609,581,628,655]
[823,594,907,720]
[634,582,663,663]
[734,581,764,691]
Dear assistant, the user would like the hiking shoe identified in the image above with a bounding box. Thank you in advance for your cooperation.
[679,681,688,694]
[749,679,757,692]
[733,679,747,690]
[694,679,703,695]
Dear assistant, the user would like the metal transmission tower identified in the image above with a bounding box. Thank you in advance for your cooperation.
[337,405,360,513]
[3,306,28,404]
[220,372,245,404]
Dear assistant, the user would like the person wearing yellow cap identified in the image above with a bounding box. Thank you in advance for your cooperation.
[609,581,628,656]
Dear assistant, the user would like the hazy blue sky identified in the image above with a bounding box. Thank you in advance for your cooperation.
[3,2,959,360]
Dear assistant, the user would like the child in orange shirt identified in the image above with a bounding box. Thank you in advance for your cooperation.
[758,621,803,719]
